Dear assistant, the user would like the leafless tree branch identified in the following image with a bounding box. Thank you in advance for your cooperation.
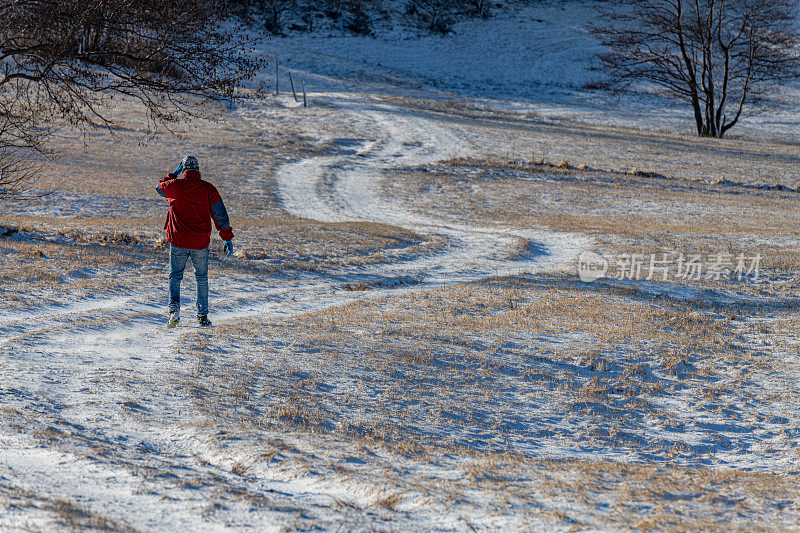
[592,0,800,137]
[0,0,266,199]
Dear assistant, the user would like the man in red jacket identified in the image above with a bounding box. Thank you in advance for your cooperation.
[157,155,234,328]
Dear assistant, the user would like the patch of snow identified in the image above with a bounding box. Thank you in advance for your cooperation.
[264,1,800,142]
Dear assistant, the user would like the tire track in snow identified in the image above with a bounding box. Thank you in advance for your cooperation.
[273,94,592,283]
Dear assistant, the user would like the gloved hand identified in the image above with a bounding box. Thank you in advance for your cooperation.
[170,161,184,179]
[223,240,233,258]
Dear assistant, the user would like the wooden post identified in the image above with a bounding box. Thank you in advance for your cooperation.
[275,58,279,94]
[289,72,298,102]
[302,81,307,107]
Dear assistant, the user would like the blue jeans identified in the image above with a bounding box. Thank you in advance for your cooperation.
[169,244,209,317]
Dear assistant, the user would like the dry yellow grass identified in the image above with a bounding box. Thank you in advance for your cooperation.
[391,157,800,240]
[3,85,800,531]
[384,158,800,296]
[178,275,773,468]
[0,96,447,277]
[380,93,800,187]
[0,234,163,309]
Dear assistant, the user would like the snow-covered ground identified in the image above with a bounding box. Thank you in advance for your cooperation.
[266,0,800,142]
[267,93,592,282]
[0,89,598,530]
[2,1,800,529]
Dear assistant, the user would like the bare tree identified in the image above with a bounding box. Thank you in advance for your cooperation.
[0,0,264,198]
[407,0,458,34]
[321,0,347,19]
[0,147,41,200]
[0,75,44,199]
[344,0,378,35]
[259,0,297,34]
[593,0,800,137]
[468,0,491,18]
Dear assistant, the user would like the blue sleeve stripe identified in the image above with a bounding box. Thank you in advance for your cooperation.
[156,186,166,198]
[212,200,230,229]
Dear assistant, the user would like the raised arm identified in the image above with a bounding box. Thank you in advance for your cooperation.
[156,161,184,198]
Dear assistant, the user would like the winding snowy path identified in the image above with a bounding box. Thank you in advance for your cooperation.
[0,92,589,530]
[5,85,800,531]
[273,94,591,282]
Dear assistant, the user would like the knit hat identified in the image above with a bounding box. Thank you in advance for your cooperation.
[181,155,199,172]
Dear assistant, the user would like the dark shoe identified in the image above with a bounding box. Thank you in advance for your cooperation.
[198,315,212,328]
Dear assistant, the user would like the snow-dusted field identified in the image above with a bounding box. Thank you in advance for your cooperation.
[2,1,800,530]
[266,0,800,143]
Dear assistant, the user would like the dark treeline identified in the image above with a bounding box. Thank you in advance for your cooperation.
[227,0,507,36]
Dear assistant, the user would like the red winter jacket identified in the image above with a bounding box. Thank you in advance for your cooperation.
[156,170,234,250]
